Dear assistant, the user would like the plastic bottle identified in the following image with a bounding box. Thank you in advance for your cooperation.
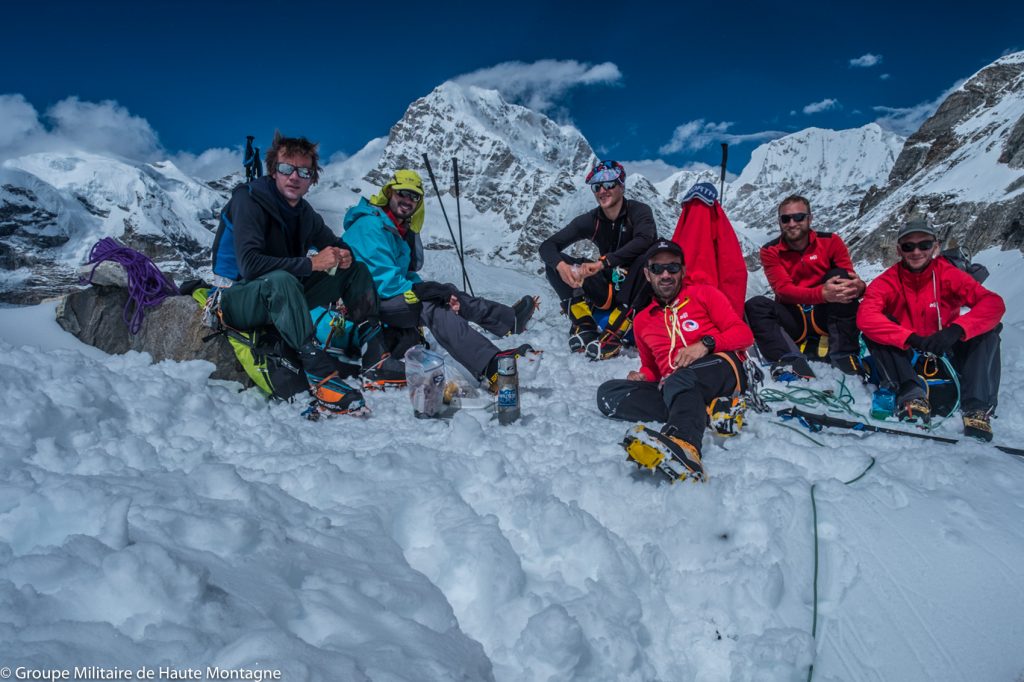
[404,345,446,418]
[495,354,520,425]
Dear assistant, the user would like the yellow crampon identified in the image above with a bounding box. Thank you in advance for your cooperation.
[708,395,747,437]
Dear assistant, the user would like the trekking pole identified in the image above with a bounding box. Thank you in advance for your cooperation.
[422,154,473,295]
[777,406,959,444]
[452,157,473,294]
[719,143,728,205]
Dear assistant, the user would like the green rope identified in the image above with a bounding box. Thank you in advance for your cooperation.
[807,457,876,682]
[760,376,869,422]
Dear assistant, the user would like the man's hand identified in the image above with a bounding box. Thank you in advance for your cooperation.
[448,294,461,314]
[336,247,353,270]
[822,276,861,304]
[556,261,583,288]
[577,261,604,279]
[310,247,342,272]
[918,325,964,356]
[626,370,648,382]
[672,343,709,368]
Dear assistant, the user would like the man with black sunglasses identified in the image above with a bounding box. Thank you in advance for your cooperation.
[745,194,866,380]
[210,131,390,415]
[344,170,538,391]
[858,216,1005,439]
[538,160,657,360]
[596,240,753,481]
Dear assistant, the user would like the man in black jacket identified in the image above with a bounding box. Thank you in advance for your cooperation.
[538,160,657,359]
[210,131,390,414]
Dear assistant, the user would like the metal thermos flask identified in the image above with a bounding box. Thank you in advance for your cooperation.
[495,355,520,424]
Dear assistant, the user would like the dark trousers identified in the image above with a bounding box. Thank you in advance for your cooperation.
[379,290,515,377]
[866,325,1001,412]
[596,351,747,453]
[544,255,650,316]
[219,265,379,351]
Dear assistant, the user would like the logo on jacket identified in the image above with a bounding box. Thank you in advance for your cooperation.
[808,254,819,261]
[682,319,699,332]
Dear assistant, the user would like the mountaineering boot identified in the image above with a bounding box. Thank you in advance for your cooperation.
[359,322,406,389]
[898,396,931,424]
[832,354,865,377]
[621,424,705,483]
[483,344,536,392]
[770,353,816,382]
[298,342,367,415]
[510,295,540,335]
[962,409,994,442]
[566,296,600,353]
[586,304,632,361]
[708,396,746,437]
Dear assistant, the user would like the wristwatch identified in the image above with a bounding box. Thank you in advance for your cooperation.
[701,335,716,352]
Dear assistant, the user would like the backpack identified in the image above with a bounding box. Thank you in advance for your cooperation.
[941,246,989,284]
[193,288,309,401]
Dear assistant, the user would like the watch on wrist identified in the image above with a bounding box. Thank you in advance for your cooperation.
[701,335,716,352]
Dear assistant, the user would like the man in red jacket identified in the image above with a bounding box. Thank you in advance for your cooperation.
[597,239,754,480]
[746,195,865,380]
[857,216,1004,440]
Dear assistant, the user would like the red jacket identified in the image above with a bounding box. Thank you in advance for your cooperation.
[857,257,1005,348]
[634,284,754,382]
[760,231,857,305]
[671,198,747,317]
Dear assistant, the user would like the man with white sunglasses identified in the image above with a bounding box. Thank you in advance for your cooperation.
[858,215,1004,439]
[539,160,657,360]
[209,131,387,415]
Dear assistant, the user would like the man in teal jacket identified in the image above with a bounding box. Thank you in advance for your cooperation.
[343,169,537,386]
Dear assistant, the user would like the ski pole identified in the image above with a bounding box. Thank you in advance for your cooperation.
[452,157,473,294]
[719,143,728,204]
[421,154,472,294]
[777,407,959,443]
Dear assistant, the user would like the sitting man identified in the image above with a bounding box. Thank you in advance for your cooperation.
[857,215,1005,440]
[210,131,388,415]
[538,160,657,359]
[343,169,537,388]
[596,239,754,481]
[745,194,865,379]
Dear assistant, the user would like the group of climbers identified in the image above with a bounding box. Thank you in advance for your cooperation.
[206,134,1006,477]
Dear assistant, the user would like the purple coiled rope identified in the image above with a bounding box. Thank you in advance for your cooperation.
[82,237,180,335]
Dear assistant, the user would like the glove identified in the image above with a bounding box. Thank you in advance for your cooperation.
[682,182,718,206]
[906,333,927,349]
[918,325,964,356]
[412,281,460,304]
[403,290,420,304]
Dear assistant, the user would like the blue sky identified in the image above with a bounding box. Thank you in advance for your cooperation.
[2,0,1021,180]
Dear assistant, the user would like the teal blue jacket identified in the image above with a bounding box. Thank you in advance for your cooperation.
[343,198,424,300]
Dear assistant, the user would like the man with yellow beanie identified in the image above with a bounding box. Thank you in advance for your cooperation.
[343,169,538,388]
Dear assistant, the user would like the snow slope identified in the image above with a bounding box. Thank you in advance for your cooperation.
[2,248,1024,681]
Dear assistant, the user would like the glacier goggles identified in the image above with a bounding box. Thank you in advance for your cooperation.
[394,189,422,203]
[646,262,683,275]
[779,212,809,224]
[275,162,313,180]
[899,239,935,253]
[591,181,621,193]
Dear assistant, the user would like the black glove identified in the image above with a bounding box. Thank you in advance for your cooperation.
[412,281,461,305]
[918,325,964,356]
[906,333,926,349]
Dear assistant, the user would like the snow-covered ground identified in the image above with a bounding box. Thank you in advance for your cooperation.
[2,249,1024,681]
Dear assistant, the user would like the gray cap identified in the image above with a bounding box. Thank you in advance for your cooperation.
[896,215,938,240]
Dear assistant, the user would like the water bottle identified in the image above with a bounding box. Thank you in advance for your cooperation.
[404,345,446,418]
[495,354,520,425]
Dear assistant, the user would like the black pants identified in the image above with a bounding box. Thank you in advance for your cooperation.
[745,269,859,365]
[866,325,1001,412]
[596,351,747,453]
[544,255,650,316]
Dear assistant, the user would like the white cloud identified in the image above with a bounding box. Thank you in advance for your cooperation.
[0,93,243,181]
[802,98,839,114]
[453,59,622,113]
[659,119,785,155]
[873,80,965,136]
[850,53,883,68]
[171,147,241,181]
[618,159,687,183]
[880,73,891,80]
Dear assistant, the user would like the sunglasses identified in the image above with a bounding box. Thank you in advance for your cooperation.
[394,189,422,203]
[276,162,313,179]
[647,262,682,275]
[779,212,808,224]
[591,181,621,193]
[899,239,935,253]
